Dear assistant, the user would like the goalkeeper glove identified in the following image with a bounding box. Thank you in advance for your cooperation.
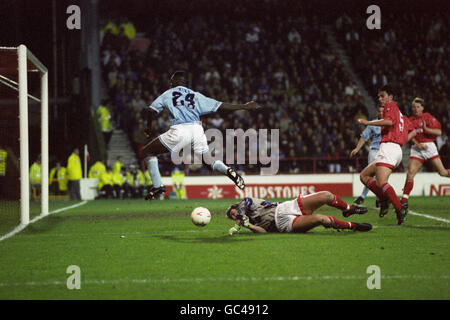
[228,224,241,235]
[241,216,250,228]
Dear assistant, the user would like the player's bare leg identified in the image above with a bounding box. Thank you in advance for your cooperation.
[430,157,450,178]
[300,191,368,218]
[401,158,423,208]
[291,214,372,233]
[360,162,391,217]
[291,214,331,233]
[142,138,169,200]
[142,137,170,158]
[376,165,407,224]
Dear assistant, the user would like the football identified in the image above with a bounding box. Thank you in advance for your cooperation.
[191,207,211,227]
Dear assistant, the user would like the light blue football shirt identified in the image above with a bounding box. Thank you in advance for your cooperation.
[148,86,223,126]
[361,124,381,150]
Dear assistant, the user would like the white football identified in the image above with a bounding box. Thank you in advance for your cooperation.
[191,207,211,227]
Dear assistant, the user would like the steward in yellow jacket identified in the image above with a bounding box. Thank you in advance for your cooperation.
[97,102,113,145]
[112,156,124,175]
[67,148,82,200]
[29,156,41,199]
[125,165,145,198]
[89,161,106,189]
[30,159,42,185]
[171,167,187,199]
[0,147,7,177]
[97,166,115,199]
[112,168,126,199]
[49,162,68,195]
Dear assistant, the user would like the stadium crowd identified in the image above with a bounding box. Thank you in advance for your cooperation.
[98,1,448,175]
[335,12,449,131]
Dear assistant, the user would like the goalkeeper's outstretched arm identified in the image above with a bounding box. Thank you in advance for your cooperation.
[246,224,267,233]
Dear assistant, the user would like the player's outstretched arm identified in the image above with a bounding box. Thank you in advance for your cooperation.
[247,224,267,233]
[350,137,366,157]
[220,101,261,111]
[240,215,267,233]
[358,118,392,127]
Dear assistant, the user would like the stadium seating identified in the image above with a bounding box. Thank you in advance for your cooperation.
[99,1,448,175]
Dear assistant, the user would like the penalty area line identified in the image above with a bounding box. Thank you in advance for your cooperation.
[0,200,88,242]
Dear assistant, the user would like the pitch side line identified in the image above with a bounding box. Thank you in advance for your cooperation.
[372,207,450,224]
[0,201,88,242]
[407,209,450,224]
[0,274,449,287]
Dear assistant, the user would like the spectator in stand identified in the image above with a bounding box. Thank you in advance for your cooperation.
[99,4,419,174]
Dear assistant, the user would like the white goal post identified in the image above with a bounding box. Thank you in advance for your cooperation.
[0,44,48,225]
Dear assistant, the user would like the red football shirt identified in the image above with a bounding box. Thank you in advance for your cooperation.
[409,112,441,143]
[381,101,413,146]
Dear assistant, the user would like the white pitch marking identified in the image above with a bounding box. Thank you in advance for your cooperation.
[0,274,449,287]
[0,201,88,242]
[407,210,450,224]
[371,207,450,224]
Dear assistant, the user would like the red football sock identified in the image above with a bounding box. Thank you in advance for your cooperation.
[365,178,385,200]
[328,194,350,211]
[382,183,402,211]
[402,179,414,202]
[328,216,354,229]
[447,169,450,177]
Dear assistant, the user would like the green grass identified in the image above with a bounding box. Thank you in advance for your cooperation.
[0,197,449,300]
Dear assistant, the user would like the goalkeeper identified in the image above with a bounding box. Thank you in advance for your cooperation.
[226,191,372,235]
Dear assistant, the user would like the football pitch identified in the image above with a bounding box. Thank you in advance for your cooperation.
[0,197,448,300]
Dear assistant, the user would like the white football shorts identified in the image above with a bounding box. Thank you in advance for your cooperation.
[375,142,402,169]
[410,142,440,162]
[368,148,379,164]
[159,122,209,154]
[275,196,306,233]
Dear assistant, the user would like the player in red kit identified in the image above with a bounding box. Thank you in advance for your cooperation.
[357,85,416,225]
[401,97,450,209]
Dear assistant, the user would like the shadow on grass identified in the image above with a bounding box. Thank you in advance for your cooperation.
[150,229,364,243]
[151,234,255,243]
[20,216,63,234]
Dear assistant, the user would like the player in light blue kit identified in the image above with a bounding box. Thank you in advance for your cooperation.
[348,107,382,208]
[141,70,260,200]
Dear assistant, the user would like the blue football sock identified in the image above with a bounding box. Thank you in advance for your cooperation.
[360,186,369,199]
[146,157,163,188]
[212,160,229,175]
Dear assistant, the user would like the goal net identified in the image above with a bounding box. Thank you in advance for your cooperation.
[0,45,48,237]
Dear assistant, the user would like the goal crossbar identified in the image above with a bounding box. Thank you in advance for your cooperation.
[0,44,49,225]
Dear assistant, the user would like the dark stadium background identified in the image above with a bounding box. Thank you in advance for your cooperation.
[0,0,448,183]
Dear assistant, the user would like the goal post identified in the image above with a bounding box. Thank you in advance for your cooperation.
[0,44,49,226]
